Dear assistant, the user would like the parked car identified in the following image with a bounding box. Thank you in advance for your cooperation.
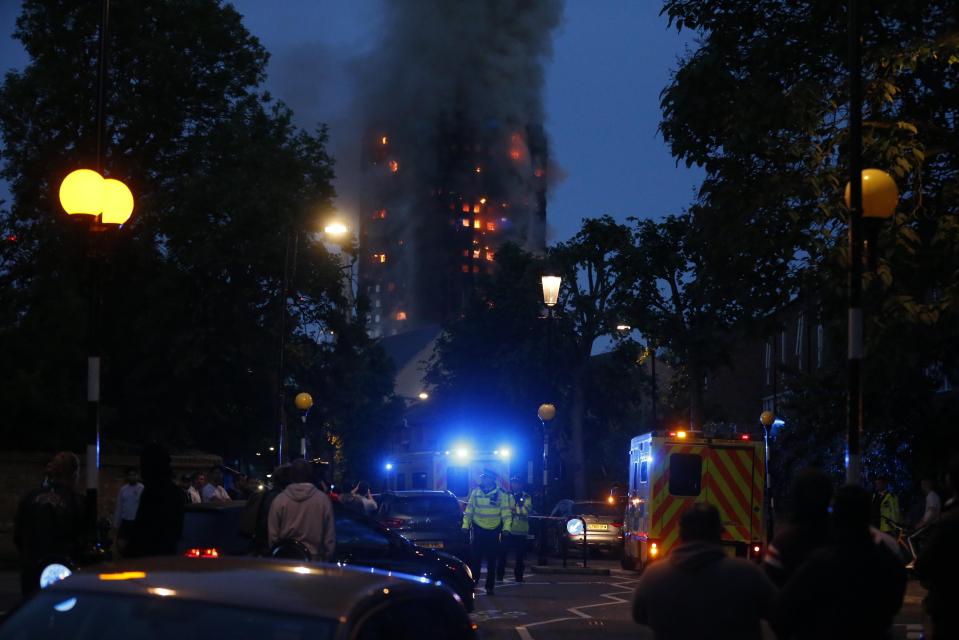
[544,498,625,556]
[376,491,467,558]
[172,499,475,611]
[0,557,475,639]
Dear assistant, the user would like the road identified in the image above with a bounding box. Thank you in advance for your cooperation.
[472,558,927,640]
[0,560,927,639]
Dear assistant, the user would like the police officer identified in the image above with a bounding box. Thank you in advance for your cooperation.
[462,471,511,595]
[498,476,532,582]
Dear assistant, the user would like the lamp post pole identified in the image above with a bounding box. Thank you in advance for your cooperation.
[847,0,864,484]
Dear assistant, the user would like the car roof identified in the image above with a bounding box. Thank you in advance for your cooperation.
[49,556,448,620]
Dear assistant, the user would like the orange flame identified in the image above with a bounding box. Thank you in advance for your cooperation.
[388,160,399,173]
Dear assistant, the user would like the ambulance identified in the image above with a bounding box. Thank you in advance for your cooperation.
[388,449,511,501]
[622,429,766,571]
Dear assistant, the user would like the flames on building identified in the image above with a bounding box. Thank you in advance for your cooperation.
[357,0,562,337]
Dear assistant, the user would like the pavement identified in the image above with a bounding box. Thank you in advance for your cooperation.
[471,558,927,640]
[0,559,928,638]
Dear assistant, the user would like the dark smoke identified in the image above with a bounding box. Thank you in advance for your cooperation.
[357,0,564,332]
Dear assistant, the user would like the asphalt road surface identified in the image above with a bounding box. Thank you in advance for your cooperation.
[472,558,927,640]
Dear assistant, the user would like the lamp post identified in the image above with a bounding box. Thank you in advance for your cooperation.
[322,218,357,315]
[537,402,556,565]
[845,0,899,484]
[57,0,134,539]
[294,392,313,459]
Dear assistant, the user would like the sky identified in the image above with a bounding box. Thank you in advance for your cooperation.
[0,0,703,242]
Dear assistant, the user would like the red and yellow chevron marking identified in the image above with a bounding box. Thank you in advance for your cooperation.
[649,440,765,558]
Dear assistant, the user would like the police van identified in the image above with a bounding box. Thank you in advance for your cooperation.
[622,429,767,571]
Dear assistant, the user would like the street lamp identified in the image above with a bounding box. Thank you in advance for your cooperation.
[294,392,314,459]
[541,276,561,307]
[537,403,557,566]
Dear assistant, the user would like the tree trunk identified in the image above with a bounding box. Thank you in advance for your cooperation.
[570,365,587,499]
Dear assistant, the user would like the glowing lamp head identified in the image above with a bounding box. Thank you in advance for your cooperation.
[541,275,561,307]
[537,403,557,422]
[100,179,134,224]
[294,392,313,411]
[497,448,511,459]
[417,391,429,401]
[59,169,104,216]
[760,410,775,427]
[844,168,898,219]
[676,431,687,439]
[324,221,349,238]
[650,542,659,557]
[454,447,469,460]
[607,495,615,504]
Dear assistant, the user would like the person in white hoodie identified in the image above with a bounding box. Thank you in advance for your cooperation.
[268,459,335,561]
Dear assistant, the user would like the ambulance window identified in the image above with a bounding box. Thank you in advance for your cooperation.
[668,454,702,496]
[412,472,428,490]
[640,460,649,483]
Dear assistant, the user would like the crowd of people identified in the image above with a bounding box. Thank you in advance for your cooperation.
[631,457,959,640]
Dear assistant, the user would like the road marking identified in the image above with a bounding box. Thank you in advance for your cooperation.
[514,576,640,639]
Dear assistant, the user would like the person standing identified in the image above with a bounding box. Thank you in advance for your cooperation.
[632,503,776,640]
[498,477,531,583]
[774,484,907,640]
[126,444,185,557]
[915,477,942,531]
[762,468,833,587]
[113,468,144,555]
[14,452,85,598]
[181,474,200,504]
[268,459,336,561]
[353,481,378,516]
[871,476,901,534]
[462,472,511,596]
[916,456,959,640]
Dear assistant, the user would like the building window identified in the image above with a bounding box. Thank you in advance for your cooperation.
[387,282,396,292]
[373,209,386,219]
[472,265,480,274]
[461,219,470,227]
[395,311,407,321]
[473,204,481,214]
[472,249,481,259]
[372,253,386,263]
[462,203,470,213]
[485,251,494,262]
[461,264,469,273]
[486,222,496,231]
[375,299,381,308]
[795,312,805,370]
[375,284,380,293]
[473,220,481,229]
[817,323,824,368]
[764,341,772,385]
[374,314,380,323]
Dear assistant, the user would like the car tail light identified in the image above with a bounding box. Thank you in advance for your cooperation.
[382,518,409,529]
[611,521,623,528]
[740,434,751,441]
[184,547,219,559]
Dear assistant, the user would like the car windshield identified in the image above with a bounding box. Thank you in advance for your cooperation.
[572,502,623,517]
[391,496,461,517]
[0,591,336,640]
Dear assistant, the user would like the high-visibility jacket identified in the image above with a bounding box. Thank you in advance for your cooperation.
[505,491,532,535]
[462,487,511,533]
[879,491,901,533]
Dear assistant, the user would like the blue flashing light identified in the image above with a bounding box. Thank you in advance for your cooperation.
[385,462,393,471]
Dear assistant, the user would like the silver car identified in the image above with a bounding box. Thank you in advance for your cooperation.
[548,499,626,554]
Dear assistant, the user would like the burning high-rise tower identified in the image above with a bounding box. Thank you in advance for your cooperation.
[355,1,562,337]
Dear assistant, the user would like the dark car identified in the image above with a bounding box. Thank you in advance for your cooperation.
[376,490,467,558]
[0,557,475,640]
[172,499,475,611]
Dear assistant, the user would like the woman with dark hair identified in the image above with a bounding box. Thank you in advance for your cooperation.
[126,444,185,557]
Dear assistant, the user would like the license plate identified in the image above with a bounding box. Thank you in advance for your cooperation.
[419,541,444,549]
[587,524,609,531]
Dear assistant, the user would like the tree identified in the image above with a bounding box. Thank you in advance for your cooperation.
[659,0,959,472]
[0,0,399,466]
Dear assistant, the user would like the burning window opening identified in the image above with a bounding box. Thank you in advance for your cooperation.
[472,204,481,214]
[534,167,545,178]
[381,136,388,145]
[461,219,470,227]
[373,253,387,263]
[479,197,487,204]
[461,264,469,273]
[472,249,481,259]
[388,160,399,173]
[486,222,496,231]
[395,311,407,321]
[373,209,387,219]
[473,220,481,229]
[474,166,482,173]
[485,251,494,261]
[462,249,470,257]
[461,203,470,213]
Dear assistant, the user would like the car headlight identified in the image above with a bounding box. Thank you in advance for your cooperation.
[566,519,584,536]
[39,563,72,589]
